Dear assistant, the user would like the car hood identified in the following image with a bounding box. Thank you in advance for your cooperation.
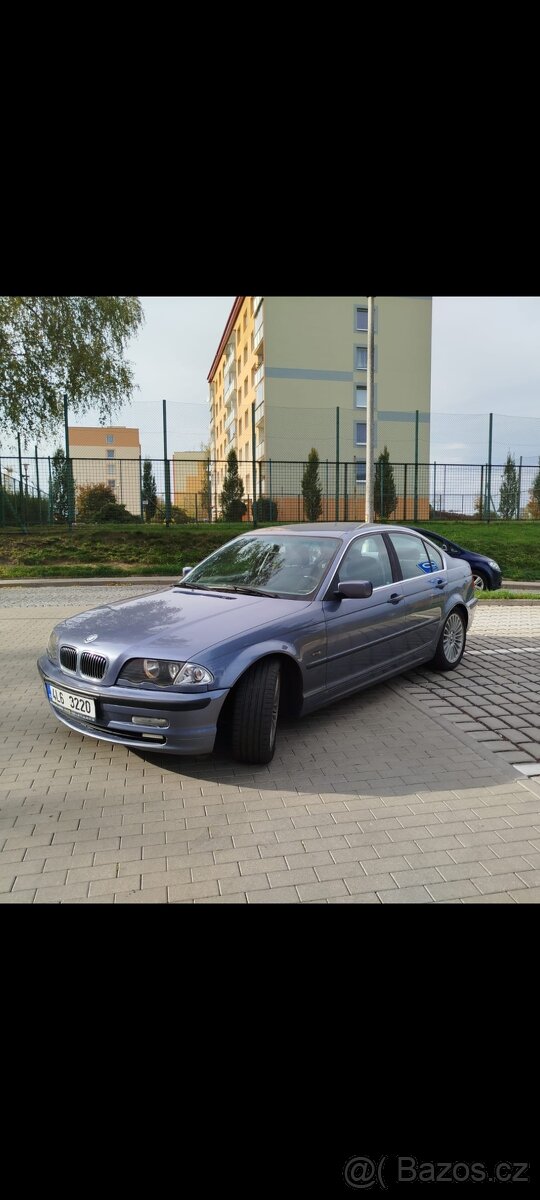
[55,585,312,661]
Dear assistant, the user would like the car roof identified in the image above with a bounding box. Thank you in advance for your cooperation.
[246,523,419,538]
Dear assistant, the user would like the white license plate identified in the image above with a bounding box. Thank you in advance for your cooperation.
[46,683,96,721]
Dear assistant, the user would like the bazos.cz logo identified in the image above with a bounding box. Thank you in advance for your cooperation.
[343,1156,530,1188]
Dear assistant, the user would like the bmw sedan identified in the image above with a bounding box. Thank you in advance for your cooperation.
[38,523,477,765]
[412,528,502,591]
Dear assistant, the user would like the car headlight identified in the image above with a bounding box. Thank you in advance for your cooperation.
[488,560,500,570]
[118,658,214,687]
[46,629,60,665]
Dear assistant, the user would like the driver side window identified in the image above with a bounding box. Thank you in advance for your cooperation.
[339,534,393,588]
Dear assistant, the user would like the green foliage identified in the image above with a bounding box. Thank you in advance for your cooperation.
[528,458,540,518]
[142,459,157,521]
[220,449,247,521]
[200,441,213,521]
[0,520,539,581]
[0,486,48,526]
[252,498,278,522]
[76,482,135,523]
[498,451,520,519]
[51,447,70,523]
[301,448,322,522]
[0,296,144,439]
[374,446,396,520]
[170,505,190,524]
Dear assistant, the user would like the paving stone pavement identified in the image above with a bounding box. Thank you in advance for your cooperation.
[1,587,540,904]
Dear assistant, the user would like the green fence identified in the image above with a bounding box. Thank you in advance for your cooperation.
[1,455,538,527]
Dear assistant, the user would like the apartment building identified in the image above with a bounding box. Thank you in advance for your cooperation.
[68,426,141,515]
[172,451,210,519]
[207,296,432,519]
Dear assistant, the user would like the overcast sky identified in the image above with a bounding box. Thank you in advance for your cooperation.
[9,297,540,465]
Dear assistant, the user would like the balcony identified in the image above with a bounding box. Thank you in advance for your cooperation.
[224,407,236,433]
[227,421,237,444]
[256,440,265,460]
[255,401,264,426]
[224,340,235,371]
[224,372,236,403]
[254,363,264,388]
[253,296,263,315]
[253,321,264,353]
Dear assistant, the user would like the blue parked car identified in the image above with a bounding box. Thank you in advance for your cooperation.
[412,528,502,591]
[38,523,477,765]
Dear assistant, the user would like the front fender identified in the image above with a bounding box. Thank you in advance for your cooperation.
[212,639,301,690]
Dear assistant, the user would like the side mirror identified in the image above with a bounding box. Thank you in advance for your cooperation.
[182,566,193,578]
[336,580,373,599]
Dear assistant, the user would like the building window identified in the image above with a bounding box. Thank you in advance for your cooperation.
[355,422,367,445]
[244,378,248,397]
[356,307,368,331]
[355,346,367,370]
[238,417,242,435]
[108,478,116,488]
[243,311,247,330]
[243,346,248,365]
[106,435,114,444]
[244,442,249,460]
[237,357,241,375]
[356,386,367,408]
[107,449,115,458]
[356,462,366,483]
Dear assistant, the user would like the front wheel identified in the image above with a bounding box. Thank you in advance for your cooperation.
[473,570,489,591]
[231,658,281,764]
[431,610,466,671]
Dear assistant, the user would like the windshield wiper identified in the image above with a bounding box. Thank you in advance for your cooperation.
[211,584,281,598]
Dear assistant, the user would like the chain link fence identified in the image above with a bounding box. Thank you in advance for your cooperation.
[1,454,539,528]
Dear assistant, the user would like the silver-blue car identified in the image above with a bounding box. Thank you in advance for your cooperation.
[37,523,477,764]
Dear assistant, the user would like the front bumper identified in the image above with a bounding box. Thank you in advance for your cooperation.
[37,656,229,755]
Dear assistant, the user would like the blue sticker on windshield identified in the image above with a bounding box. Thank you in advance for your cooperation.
[418,561,433,573]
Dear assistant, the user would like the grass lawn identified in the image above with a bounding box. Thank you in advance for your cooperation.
[0,520,539,581]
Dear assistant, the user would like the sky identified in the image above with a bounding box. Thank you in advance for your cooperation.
[6,297,540,466]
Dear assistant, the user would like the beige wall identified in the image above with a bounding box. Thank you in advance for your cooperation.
[262,296,432,464]
[69,427,141,515]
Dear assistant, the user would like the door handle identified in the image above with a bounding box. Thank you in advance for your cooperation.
[388,593,402,604]
[435,579,446,589]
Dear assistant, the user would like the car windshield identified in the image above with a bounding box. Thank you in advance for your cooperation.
[178,535,341,597]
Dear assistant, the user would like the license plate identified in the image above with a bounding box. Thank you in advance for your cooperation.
[46,682,96,721]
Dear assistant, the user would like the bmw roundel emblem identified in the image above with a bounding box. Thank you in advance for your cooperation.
[84,634,99,643]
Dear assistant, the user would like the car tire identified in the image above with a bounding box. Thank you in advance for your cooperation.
[431,610,466,671]
[231,658,281,764]
[472,570,489,590]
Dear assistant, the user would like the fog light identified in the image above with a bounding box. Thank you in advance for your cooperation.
[132,716,168,728]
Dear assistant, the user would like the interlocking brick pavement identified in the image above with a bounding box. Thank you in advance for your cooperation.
[1,589,540,902]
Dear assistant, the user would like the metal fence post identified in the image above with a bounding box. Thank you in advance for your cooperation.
[344,462,348,521]
[48,456,53,524]
[479,465,484,520]
[486,412,493,524]
[433,461,437,514]
[0,455,4,527]
[413,410,419,522]
[517,455,523,519]
[34,446,42,525]
[335,408,340,520]
[162,399,171,525]
[403,463,408,521]
[251,403,257,528]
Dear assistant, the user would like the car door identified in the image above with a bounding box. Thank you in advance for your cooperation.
[322,532,407,699]
[385,531,446,657]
